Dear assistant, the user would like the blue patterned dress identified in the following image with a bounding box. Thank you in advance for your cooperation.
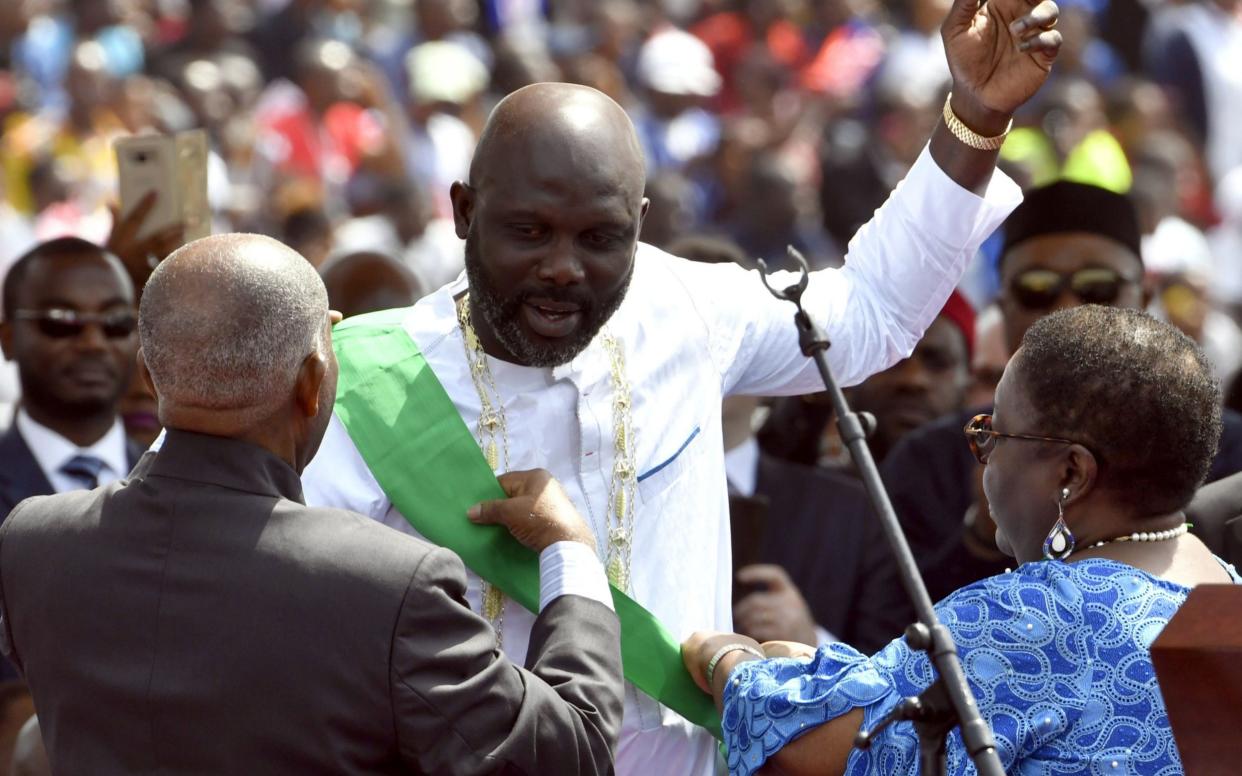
[722,557,1241,776]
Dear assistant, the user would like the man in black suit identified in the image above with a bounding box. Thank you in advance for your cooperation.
[0,238,145,519]
[724,395,911,654]
[0,233,623,774]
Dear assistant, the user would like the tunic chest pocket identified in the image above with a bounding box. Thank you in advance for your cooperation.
[637,425,701,506]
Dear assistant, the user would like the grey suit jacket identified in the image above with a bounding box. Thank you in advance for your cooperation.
[0,429,623,775]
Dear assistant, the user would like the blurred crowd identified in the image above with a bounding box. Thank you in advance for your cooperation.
[3,0,1242,770]
[2,0,1242,409]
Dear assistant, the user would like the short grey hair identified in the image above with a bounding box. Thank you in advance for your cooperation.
[140,234,329,411]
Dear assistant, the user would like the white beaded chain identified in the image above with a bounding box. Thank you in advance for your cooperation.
[1085,523,1189,550]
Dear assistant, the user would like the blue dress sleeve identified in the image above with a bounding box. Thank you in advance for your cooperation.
[722,569,1094,776]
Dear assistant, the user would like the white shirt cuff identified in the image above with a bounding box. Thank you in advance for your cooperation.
[538,541,615,613]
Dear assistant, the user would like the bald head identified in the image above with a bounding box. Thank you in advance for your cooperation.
[320,251,425,319]
[470,82,646,199]
[139,234,330,418]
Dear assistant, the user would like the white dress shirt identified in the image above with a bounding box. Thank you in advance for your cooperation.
[302,144,1021,776]
[723,437,760,497]
[15,410,129,492]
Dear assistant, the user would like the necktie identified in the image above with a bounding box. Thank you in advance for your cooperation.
[60,455,106,490]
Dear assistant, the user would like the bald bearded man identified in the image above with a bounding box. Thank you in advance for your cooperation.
[0,234,624,774]
[304,2,1063,772]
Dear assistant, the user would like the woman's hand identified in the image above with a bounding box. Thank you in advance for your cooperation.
[682,631,764,698]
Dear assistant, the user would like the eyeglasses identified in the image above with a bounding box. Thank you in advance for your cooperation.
[962,413,1079,464]
[1009,267,1137,310]
[11,308,137,340]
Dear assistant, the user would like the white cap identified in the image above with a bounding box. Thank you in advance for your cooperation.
[637,28,721,98]
[1142,216,1214,282]
[406,41,489,105]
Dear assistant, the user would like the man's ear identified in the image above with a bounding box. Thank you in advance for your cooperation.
[136,347,156,397]
[449,181,475,240]
[294,351,328,420]
[0,321,12,361]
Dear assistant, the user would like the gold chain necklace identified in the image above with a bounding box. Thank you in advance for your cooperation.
[601,329,637,591]
[456,294,638,636]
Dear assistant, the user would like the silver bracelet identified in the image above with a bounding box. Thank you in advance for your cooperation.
[705,642,764,687]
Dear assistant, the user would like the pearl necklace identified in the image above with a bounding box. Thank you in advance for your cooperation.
[1085,522,1189,550]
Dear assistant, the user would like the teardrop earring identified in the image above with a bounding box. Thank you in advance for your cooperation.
[1042,487,1075,561]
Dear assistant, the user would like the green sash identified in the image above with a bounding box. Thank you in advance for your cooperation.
[331,309,721,738]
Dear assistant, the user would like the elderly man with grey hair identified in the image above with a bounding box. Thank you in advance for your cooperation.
[0,233,625,774]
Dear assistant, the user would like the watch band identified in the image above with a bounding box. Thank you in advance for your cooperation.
[705,642,765,687]
[942,93,1013,151]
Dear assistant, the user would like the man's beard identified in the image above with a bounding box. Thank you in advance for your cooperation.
[20,366,128,421]
[463,228,632,368]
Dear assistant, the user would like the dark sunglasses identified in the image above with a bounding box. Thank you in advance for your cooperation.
[962,413,1078,465]
[1010,267,1136,310]
[12,308,138,340]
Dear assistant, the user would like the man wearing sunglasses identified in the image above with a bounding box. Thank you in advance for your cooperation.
[0,238,144,525]
[881,180,1242,602]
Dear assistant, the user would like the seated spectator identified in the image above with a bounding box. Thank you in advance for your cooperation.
[631,27,722,173]
[253,39,384,188]
[881,181,1242,602]
[640,172,700,251]
[1001,77,1132,193]
[723,393,910,654]
[0,233,623,773]
[401,40,489,219]
[280,207,333,269]
[333,178,464,292]
[1133,143,1242,385]
[692,0,808,112]
[0,237,144,521]
[757,291,973,467]
[819,81,943,248]
[1143,0,1242,183]
[319,250,425,319]
[729,152,837,269]
[686,305,1240,775]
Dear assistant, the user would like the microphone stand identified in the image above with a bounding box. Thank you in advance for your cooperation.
[756,248,1005,776]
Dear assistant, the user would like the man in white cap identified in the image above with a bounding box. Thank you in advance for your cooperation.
[632,27,723,171]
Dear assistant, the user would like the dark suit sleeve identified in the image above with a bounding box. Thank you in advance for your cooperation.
[882,424,1006,603]
[0,500,30,676]
[1188,471,1242,557]
[848,507,914,653]
[390,546,622,776]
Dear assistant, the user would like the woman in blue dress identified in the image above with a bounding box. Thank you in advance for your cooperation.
[684,305,1241,775]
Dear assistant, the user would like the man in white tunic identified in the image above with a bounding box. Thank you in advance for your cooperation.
[304,1,1063,772]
